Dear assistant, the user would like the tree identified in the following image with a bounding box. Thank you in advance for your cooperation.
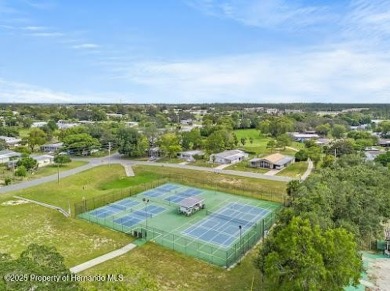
[315,123,331,136]
[63,133,100,156]
[0,139,6,151]
[327,140,355,157]
[181,128,202,150]
[266,140,276,153]
[117,128,148,158]
[276,133,292,150]
[258,117,294,137]
[27,128,47,151]
[14,165,27,177]
[255,217,362,291]
[377,121,390,137]
[331,125,346,139]
[295,149,309,162]
[205,130,235,153]
[54,154,71,166]
[322,154,335,168]
[374,152,390,167]
[307,146,322,166]
[159,133,182,158]
[0,244,79,290]
[249,137,254,144]
[240,137,247,146]
[16,156,38,171]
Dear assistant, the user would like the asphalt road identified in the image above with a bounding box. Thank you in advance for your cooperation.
[0,153,293,195]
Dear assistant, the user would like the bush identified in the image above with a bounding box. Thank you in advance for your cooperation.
[295,150,308,162]
[15,165,27,177]
[4,177,11,185]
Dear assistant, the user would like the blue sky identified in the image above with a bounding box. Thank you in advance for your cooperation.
[1,0,390,103]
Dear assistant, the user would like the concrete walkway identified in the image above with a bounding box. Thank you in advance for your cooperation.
[301,159,314,181]
[13,195,70,217]
[264,169,283,176]
[215,164,231,170]
[69,243,137,273]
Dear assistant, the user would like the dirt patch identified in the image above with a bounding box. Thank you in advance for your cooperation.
[1,199,30,206]
[369,258,390,291]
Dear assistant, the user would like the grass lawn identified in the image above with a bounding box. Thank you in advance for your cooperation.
[30,161,88,179]
[188,159,217,168]
[0,161,87,186]
[233,129,270,154]
[80,242,267,291]
[155,157,184,164]
[225,161,270,174]
[0,164,285,290]
[0,195,131,267]
[276,161,308,178]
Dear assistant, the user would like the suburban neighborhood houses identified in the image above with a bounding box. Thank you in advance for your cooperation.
[0,103,390,291]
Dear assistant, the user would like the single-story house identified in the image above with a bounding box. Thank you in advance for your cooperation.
[290,132,319,142]
[148,147,162,160]
[32,155,55,168]
[210,150,248,164]
[378,139,390,147]
[315,138,332,146]
[0,150,22,164]
[0,136,22,147]
[364,148,383,161]
[31,121,47,128]
[41,142,63,153]
[249,153,295,170]
[178,150,204,162]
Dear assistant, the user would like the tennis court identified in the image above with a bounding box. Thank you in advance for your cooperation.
[78,182,281,267]
[183,202,270,248]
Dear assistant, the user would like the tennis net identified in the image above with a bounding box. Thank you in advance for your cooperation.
[206,210,254,226]
[108,203,127,211]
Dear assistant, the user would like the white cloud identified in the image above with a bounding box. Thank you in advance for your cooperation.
[0,78,84,103]
[187,0,334,30]
[115,47,390,103]
[28,31,63,37]
[71,43,100,49]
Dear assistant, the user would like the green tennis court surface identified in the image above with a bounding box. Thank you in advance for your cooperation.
[78,182,281,267]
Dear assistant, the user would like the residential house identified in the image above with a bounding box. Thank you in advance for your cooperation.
[0,136,22,147]
[148,147,162,160]
[290,132,319,142]
[378,139,390,147]
[315,138,331,146]
[31,121,47,128]
[210,150,248,164]
[41,142,63,153]
[249,153,295,170]
[178,150,204,162]
[0,150,22,164]
[364,148,383,161]
[32,155,55,168]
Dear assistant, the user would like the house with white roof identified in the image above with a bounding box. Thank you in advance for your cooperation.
[210,150,248,164]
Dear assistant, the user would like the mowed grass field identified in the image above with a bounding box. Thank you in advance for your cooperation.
[233,128,303,156]
[1,164,286,290]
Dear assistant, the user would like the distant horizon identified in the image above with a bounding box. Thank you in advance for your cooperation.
[1,1,390,103]
[1,102,390,106]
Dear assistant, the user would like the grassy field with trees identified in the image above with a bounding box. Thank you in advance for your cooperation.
[0,163,287,290]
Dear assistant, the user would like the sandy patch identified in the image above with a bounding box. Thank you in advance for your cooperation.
[1,199,30,206]
[369,258,390,291]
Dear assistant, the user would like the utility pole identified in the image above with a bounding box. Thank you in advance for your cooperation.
[57,163,60,184]
[108,142,111,167]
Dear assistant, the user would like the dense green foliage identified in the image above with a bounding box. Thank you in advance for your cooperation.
[256,155,390,289]
[0,244,79,290]
[117,128,148,157]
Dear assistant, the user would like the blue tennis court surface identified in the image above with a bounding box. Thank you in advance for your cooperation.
[155,183,180,192]
[165,188,203,204]
[143,190,166,198]
[182,202,270,248]
[114,205,166,227]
